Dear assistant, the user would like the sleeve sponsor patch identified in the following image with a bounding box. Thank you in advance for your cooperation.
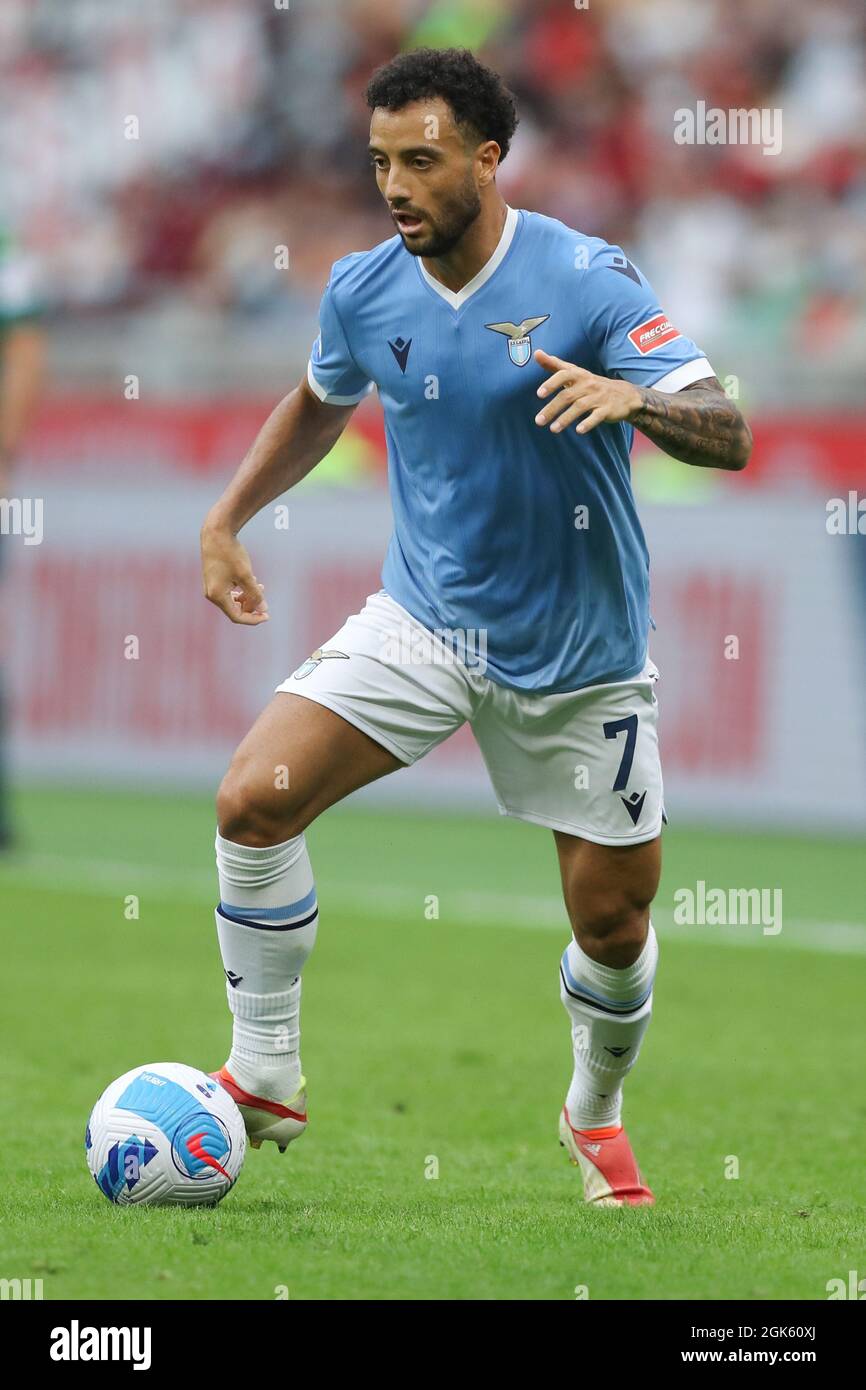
[627,313,682,355]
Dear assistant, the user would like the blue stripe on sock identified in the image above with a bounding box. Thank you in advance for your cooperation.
[219,885,317,923]
[217,899,318,932]
[560,949,653,1014]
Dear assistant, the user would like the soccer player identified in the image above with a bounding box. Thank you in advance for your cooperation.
[200,49,751,1205]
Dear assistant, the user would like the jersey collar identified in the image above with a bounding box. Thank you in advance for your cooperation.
[416,205,519,311]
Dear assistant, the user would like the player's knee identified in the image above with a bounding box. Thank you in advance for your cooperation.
[216,758,305,847]
[570,892,652,966]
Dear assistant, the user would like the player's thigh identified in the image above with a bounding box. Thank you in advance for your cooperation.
[218,692,403,842]
[279,589,475,766]
[220,588,476,841]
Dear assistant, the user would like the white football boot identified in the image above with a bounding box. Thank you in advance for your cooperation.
[211,1066,307,1153]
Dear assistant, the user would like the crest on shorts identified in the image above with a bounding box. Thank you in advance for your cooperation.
[485,315,550,367]
[292,648,349,680]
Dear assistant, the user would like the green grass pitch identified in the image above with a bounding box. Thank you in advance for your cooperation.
[1,787,864,1301]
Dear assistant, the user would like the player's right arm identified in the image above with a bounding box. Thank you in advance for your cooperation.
[202,266,373,625]
[201,380,357,625]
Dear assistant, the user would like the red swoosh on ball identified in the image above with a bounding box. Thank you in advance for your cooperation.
[186,1132,230,1179]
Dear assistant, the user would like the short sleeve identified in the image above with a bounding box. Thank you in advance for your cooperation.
[580,245,713,392]
[306,276,374,406]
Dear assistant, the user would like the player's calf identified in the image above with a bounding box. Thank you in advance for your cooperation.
[214,828,318,1120]
[553,833,660,1199]
[211,693,402,1149]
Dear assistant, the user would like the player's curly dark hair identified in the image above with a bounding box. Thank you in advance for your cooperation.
[365,48,519,163]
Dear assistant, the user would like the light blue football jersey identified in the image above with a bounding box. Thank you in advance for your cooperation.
[306,206,712,693]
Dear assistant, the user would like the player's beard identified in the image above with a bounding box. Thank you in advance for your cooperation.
[396,176,482,258]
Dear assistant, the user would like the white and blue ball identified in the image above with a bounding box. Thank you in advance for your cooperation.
[86,1062,246,1206]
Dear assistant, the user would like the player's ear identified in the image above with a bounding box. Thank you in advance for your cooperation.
[476,139,500,182]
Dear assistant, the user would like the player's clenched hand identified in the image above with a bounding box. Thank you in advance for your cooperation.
[200,523,269,626]
[533,349,642,435]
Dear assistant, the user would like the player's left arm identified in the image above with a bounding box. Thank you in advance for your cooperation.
[533,352,752,471]
[629,373,752,470]
[537,245,753,470]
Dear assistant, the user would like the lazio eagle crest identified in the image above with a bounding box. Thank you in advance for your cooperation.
[292,648,349,680]
[484,315,550,367]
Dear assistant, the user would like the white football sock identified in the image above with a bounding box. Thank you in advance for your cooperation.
[559,924,658,1130]
[215,832,318,1102]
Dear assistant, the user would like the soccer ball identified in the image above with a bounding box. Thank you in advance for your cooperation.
[85,1062,246,1206]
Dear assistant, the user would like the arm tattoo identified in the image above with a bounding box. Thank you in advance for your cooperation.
[631,376,752,470]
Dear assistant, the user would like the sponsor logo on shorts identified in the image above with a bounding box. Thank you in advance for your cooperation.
[292,648,349,680]
[627,313,681,355]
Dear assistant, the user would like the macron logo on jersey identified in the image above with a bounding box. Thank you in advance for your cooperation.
[388,336,412,373]
[627,313,682,355]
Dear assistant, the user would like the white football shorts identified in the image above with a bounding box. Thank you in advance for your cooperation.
[275,590,663,846]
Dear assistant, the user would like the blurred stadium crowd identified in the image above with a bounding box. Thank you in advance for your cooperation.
[2,0,865,399]
[2,1,865,821]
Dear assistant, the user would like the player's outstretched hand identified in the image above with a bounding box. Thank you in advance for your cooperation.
[200,523,269,626]
[533,348,643,435]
